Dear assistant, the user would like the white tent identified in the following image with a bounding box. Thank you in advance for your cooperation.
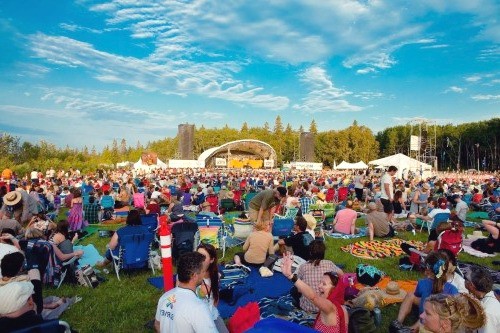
[133,157,167,171]
[336,161,368,170]
[368,153,432,179]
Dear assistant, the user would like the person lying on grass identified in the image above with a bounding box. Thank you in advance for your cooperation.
[281,251,348,333]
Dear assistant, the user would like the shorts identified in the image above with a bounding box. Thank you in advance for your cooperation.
[380,198,394,213]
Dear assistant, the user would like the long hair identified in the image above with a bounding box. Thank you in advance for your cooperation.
[197,242,219,305]
[426,293,486,332]
[425,252,449,294]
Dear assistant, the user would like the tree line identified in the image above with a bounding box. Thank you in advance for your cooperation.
[0,117,498,176]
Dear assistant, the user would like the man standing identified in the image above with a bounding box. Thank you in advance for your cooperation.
[248,186,287,224]
[155,252,217,333]
[464,266,500,333]
[380,166,398,222]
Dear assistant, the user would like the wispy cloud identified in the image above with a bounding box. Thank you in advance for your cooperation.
[356,67,376,75]
[193,111,225,120]
[29,33,289,111]
[293,66,362,113]
[421,44,449,49]
[354,91,385,100]
[444,86,465,93]
[471,94,500,101]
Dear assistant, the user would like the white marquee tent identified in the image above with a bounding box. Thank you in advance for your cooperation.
[335,161,368,170]
[368,153,432,178]
[133,157,167,171]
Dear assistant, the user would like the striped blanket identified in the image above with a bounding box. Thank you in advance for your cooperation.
[341,238,424,259]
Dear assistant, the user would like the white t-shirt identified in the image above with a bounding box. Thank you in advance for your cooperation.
[380,173,393,200]
[454,200,468,222]
[155,287,217,333]
[479,291,500,333]
[354,175,364,189]
[448,272,467,294]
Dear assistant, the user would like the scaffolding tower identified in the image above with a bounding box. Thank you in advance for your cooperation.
[409,119,438,170]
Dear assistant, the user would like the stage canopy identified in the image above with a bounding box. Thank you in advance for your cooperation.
[198,139,277,168]
[368,153,432,178]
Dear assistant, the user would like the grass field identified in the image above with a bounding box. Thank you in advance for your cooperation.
[46,211,497,333]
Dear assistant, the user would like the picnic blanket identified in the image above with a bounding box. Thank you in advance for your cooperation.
[147,267,292,319]
[341,239,424,259]
[458,261,500,284]
[462,238,497,258]
[325,227,367,239]
[467,211,489,219]
[73,244,104,268]
[258,294,316,327]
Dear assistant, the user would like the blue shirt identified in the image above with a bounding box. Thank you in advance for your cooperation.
[414,278,458,314]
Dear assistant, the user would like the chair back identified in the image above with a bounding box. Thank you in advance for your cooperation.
[233,219,253,239]
[430,213,450,230]
[337,187,348,202]
[272,218,294,238]
[244,192,257,210]
[168,185,178,196]
[140,213,158,233]
[119,232,154,270]
[284,207,299,219]
[133,193,145,209]
[171,222,199,261]
[205,194,219,213]
[196,215,225,249]
[220,198,236,211]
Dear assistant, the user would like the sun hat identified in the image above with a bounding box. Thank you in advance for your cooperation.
[3,191,22,206]
[422,183,430,190]
[316,192,326,201]
[303,214,317,230]
[380,281,407,300]
[0,281,34,315]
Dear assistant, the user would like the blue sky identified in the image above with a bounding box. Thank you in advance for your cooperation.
[0,0,499,149]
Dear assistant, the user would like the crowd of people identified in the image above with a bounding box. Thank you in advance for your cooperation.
[0,165,499,332]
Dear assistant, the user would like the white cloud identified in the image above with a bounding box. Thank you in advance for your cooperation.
[471,94,500,101]
[29,33,289,111]
[444,86,465,93]
[193,111,225,120]
[293,66,362,113]
[465,75,482,82]
[421,44,449,49]
[354,91,384,100]
[356,67,376,75]
[87,0,499,71]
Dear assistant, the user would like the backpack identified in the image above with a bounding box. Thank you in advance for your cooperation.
[348,307,377,333]
[102,209,114,221]
[435,225,463,256]
[76,264,100,288]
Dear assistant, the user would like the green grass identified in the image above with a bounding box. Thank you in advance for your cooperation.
[44,212,497,332]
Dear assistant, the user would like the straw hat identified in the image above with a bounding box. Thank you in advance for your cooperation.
[317,192,326,201]
[422,183,430,190]
[303,214,317,230]
[201,201,211,208]
[3,191,22,206]
[226,191,235,199]
[380,281,407,300]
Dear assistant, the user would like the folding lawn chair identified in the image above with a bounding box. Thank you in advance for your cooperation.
[194,215,227,258]
[272,217,294,241]
[57,256,79,289]
[140,213,159,234]
[337,187,348,203]
[110,232,155,280]
[12,319,72,333]
[220,198,236,213]
[421,212,450,234]
[274,207,299,219]
[244,192,257,211]
[171,222,199,263]
[205,194,220,215]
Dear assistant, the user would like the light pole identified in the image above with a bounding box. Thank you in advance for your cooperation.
[475,143,480,171]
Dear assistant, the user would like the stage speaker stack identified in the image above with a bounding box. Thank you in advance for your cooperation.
[178,124,195,160]
[299,132,315,162]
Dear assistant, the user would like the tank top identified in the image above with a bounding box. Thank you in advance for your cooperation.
[314,311,341,333]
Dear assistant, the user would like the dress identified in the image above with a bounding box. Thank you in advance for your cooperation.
[68,202,87,231]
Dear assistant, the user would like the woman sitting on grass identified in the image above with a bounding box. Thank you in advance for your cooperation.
[420,293,485,333]
[97,210,149,267]
[295,240,344,313]
[391,251,458,332]
[196,242,228,333]
[281,251,348,333]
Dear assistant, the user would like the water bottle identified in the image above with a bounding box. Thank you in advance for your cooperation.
[373,307,381,327]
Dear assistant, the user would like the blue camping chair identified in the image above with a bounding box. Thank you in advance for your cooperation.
[463,193,472,206]
[421,212,450,234]
[194,215,227,258]
[12,320,71,333]
[168,185,178,196]
[140,213,159,234]
[272,217,294,240]
[110,232,155,280]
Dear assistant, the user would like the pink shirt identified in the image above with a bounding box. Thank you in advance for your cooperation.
[334,208,357,234]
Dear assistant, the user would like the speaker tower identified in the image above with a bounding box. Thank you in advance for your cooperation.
[299,132,315,162]
[178,124,195,159]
